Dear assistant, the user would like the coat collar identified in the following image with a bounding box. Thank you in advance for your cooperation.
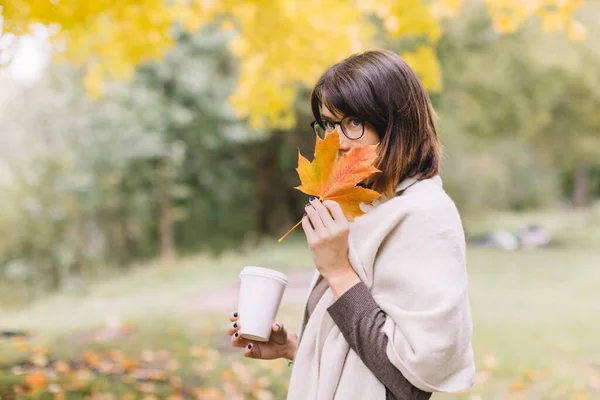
[395,175,421,194]
[394,174,442,195]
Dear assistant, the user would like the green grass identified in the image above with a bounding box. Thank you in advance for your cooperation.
[1,209,599,399]
[444,248,600,399]
[0,237,313,334]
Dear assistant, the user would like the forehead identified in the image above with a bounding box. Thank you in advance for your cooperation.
[321,104,344,119]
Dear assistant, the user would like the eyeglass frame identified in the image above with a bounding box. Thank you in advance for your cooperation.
[310,116,366,141]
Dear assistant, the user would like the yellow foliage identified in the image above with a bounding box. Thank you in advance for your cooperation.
[83,63,105,99]
[431,0,466,19]
[0,0,587,130]
[402,46,443,92]
[485,0,585,37]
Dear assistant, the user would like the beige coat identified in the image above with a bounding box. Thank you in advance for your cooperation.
[287,175,475,399]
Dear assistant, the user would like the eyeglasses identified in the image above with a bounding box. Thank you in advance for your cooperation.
[310,117,365,140]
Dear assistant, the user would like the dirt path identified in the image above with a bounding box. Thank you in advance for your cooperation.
[185,268,316,313]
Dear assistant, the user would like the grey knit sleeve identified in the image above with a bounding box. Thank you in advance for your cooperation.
[327,282,432,400]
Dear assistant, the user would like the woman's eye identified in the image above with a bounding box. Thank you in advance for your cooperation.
[324,121,335,130]
[348,118,362,127]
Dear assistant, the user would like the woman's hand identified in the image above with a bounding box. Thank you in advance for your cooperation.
[302,198,353,280]
[302,198,361,298]
[227,311,297,361]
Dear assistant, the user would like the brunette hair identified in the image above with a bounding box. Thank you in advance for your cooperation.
[310,49,441,197]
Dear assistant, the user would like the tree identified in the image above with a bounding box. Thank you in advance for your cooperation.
[0,27,263,294]
[432,0,600,209]
[0,0,587,130]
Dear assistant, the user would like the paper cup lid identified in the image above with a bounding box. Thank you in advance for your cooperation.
[239,266,288,284]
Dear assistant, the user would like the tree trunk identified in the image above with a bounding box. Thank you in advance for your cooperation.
[117,203,137,267]
[572,164,589,208]
[156,158,175,264]
[250,132,293,237]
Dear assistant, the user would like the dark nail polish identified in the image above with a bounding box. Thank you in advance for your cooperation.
[233,312,238,318]
[303,212,307,217]
[247,344,252,350]
[309,196,317,201]
[234,332,238,337]
[233,322,237,328]
[275,323,281,331]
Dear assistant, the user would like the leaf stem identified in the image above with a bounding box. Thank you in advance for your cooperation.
[277,219,302,243]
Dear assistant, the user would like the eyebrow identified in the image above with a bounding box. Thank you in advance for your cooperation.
[320,113,340,121]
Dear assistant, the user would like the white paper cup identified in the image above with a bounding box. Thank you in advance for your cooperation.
[237,266,288,342]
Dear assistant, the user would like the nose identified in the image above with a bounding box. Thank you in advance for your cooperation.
[337,127,352,153]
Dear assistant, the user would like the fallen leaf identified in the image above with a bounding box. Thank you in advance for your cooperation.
[569,395,589,400]
[190,345,206,357]
[170,376,183,392]
[511,379,525,391]
[193,387,223,400]
[474,371,490,385]
[82,350,102,368]
[136,382,156,393]
[120,357,137,372]
[48,383,63,393]
[523,370,537,381]
[254,389,274,400]
[166,359,179,371]
[589,375,600,390]
[53,360,71,374]
[13,337,28,352]
[482,354,498,370]
[30,354,49,367]
[141,349,155,362]
[31,345,49,355]
[220,369,234,381]
[25,371,47,393]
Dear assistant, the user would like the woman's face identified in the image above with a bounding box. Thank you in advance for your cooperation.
[321,105,380,156]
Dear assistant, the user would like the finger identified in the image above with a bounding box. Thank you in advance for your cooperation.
[322,200,345,222]
[244,342,261,359]
[301,215,317,243]
[310,198,335,226]
[226,321,241,336]
[228,311,239,322]
[305,203,325,232]
[270,321,288,345]
[231,330,250,348]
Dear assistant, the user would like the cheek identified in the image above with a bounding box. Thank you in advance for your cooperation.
[362,126,380,146]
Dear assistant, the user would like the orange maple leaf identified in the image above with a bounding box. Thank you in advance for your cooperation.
[278,131,381,242]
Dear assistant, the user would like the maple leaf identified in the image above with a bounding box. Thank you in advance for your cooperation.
[278,131,381,242]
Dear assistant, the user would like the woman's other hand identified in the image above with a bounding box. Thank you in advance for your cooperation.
[227,311,297,361]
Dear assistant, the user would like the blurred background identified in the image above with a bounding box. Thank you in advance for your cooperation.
[0,0,599,399]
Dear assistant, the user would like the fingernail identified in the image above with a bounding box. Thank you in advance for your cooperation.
[303,212,307,216]
[247,343,252,350]
[275,323,281,331]
[234,332,239,337]
[233,312,238,318]
[233,322,237,328]
[309,196,317,201]
[305,203,310,207]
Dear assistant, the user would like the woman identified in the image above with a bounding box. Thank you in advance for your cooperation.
[227,49,475,399]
